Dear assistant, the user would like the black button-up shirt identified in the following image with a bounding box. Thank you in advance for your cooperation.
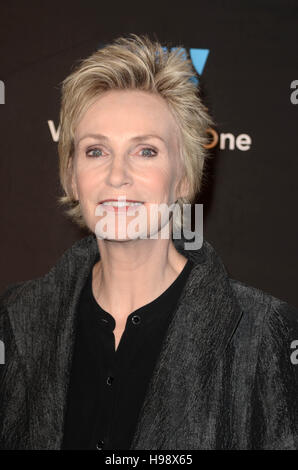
[62,256,194,450]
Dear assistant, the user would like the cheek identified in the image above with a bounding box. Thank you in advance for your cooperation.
[148,168,178,202]
[75,166,101,197]
[144,166,174,193]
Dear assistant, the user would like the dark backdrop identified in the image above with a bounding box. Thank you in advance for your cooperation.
[0,0,297,307]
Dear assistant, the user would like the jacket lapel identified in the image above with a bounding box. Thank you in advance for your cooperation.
[6,234,243,449]
[130,237,244,449]
[6,235,99,449]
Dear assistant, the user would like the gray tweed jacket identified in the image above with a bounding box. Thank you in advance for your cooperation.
[1,234,298,450]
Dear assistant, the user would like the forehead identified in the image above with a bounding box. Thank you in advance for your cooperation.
[74,89,179,145]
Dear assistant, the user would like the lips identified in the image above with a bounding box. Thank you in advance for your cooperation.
[97,198,144,213]
[98,198,144,204]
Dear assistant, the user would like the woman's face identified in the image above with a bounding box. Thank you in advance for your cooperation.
[72,89,188,240]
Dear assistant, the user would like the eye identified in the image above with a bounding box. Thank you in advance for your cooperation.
[85,146,157,158]
[139,147,157,158]
[86,147,105,158]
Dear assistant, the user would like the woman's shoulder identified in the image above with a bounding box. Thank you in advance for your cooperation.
[229,277,298,340]
[0,275,48,318]
[0,234,97,314]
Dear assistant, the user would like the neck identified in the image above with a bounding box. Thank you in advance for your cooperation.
[92,237,188,322]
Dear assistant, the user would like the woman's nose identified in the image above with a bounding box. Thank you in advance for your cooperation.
[106,154,132,187]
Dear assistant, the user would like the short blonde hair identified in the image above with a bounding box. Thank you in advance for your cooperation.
[57,33,214,232]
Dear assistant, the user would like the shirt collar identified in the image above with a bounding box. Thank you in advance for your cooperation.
[80,256,194,328]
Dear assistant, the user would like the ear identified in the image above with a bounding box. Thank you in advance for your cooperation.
[66,158,78,200]
[71,170,78,201]
[176,174,190,201]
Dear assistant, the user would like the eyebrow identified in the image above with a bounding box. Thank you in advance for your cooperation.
[76,133,167,146]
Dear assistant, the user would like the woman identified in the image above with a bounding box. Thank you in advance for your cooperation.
[1,34,298,450]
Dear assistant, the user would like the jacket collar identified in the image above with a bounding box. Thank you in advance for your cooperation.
[6,233,243,449]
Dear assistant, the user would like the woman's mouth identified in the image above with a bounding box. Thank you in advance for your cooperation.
[98,200,144,213]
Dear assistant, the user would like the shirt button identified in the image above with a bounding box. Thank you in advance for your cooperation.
[106,376,114,385]
[132,314,141,325]
[96,439,104,450]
